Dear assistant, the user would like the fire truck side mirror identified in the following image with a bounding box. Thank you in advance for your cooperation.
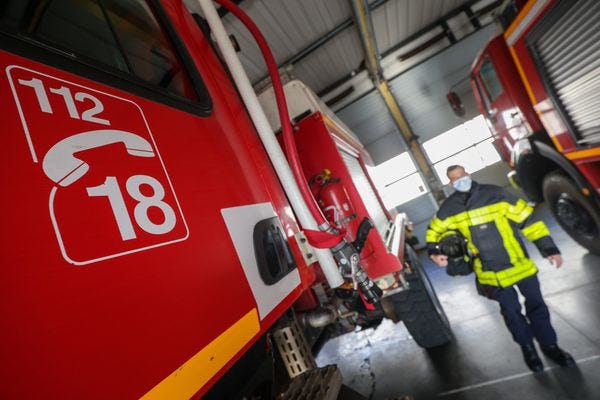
[447,91,466,117]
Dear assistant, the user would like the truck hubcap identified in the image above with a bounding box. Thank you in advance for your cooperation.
[556,194,598,237]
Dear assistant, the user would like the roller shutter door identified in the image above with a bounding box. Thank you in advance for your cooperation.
[529,0,600,145]
[339,149,389,237]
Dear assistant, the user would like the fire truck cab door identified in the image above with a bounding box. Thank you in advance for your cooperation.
[472,50,532,163]
[0,1,302,398]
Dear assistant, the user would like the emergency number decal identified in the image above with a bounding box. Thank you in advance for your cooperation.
[7,65,188,265]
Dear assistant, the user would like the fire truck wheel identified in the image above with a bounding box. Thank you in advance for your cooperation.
[391,245,452,348]
[543,171,600,255]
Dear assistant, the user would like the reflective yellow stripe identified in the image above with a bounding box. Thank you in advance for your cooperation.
[505,199,532,223]
[503,0,540,44]
[431,199,540,288]
[463,205,503,225]
[141,308,260,400]
[474,256,538,288]
[425,229,438,243]
[461,227,478,255]
[497,218,525,264]
[429,217,445,232]
[445,203,522,226]
[521,221,550,241]
[472,218,537,288]
[549,135,564,153]
[426,217,445,242]
[473,258,499,286]
[495,259,537,287]
[508,45,537,105]
[565,147,600,161]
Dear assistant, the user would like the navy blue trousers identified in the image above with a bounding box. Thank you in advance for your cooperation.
[487,275,557,347]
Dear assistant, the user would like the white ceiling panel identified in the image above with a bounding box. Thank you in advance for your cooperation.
[371,0,473,56]
[216,0,355,89]
[291,29,364,92]
[186,0,498,95]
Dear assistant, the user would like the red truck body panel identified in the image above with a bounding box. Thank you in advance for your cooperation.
[0,1,311,397]
[0,0,404,398]
[470,36,544,163]
[292,112,403,279]
[471,0,600,193]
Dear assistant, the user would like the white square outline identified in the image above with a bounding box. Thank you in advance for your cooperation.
[6,65,190,265]
[221,203,301,320]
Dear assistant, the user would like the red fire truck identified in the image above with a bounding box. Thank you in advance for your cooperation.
[0,0,450,398]
[468,0,600,255]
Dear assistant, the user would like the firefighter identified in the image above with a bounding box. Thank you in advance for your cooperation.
[426,165,575,373]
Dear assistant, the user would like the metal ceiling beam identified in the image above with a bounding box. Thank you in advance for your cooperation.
[254,0,391,84]
[318,0,503,98]
[350,0,446,203]
[380,0,496,59]
[283,0,391,67]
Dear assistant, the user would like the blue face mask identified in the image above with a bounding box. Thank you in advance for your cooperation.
[453,176,473,192]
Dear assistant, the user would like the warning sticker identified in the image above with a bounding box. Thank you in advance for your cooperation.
[7,66,188,265]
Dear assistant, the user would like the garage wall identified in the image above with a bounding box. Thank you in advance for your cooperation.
[470,161,524,198]
[337,23,499,166]
[398,192,438,249]
[337,93,408,163]
[387,24,499,145]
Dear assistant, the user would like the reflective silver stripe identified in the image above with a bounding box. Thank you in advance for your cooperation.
[505,0,551,46]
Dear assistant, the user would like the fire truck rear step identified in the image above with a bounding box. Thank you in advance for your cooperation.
[280,365,342,400]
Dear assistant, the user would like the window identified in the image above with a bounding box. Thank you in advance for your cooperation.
[423,115,501,184]
[103,0,198,100]
[341,151,390,236]
[35,0,129,72]
[1,0,200,101]
[479,58,503,102]
[368,152,428,209]
[369,116,500,207]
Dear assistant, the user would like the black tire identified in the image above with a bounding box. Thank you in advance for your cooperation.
[390,246,451,348]
[542,171,600,255]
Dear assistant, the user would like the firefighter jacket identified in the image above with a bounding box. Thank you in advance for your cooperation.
[426,182,559,288]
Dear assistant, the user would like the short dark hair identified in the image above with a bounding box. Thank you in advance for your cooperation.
[446,165,464,174]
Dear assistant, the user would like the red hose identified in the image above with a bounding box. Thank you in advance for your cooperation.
[214,0,328,228]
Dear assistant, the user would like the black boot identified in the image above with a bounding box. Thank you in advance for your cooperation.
[521,344,544,373]
[541,345,576,368]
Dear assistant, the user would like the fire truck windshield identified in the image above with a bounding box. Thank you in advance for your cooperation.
[0,0,201,102]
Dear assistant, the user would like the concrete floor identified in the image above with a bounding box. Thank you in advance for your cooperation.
[316,207,600,400]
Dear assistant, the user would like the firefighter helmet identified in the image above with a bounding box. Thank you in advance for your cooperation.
[438,231,473,276]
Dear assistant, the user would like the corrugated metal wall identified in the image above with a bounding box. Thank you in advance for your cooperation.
[337,92,408,162]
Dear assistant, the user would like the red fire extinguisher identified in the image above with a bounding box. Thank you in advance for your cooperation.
[311,169,359,241]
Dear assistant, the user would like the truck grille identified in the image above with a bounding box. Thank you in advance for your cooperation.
[529,0,600,145]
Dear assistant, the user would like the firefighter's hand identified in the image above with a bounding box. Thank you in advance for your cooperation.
[430,254,448,267]
[547,254,563,269]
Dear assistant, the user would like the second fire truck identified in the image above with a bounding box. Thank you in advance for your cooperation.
[468,0,600,254]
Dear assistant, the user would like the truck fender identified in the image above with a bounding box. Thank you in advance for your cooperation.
[517,140,595,202]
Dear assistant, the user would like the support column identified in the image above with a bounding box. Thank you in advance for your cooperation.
[350,0,445,203]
